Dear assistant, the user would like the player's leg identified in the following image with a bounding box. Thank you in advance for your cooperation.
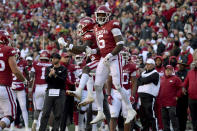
[92,93,98,131]
[78,90,88,130]
[67,60,98,100]
[90,58,109,124]
[16,90,29,130]
[109,89,121,131]
[32,84,47,131]
[78,76,95,106]
[122,89,132,131]
[0,86,17,130]
[110,55,136,124]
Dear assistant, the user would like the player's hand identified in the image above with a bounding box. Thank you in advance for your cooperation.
[107,95,113,105]
[85,46,97,56]
[130,96,135,104]
[49,68,55,77]
[23,79,28,87]
[11,83,17,90]
[104,53,113,65]
[58,37,68,47]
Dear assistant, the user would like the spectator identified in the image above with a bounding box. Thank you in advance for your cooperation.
[140,21,152,40]
[160,65,182,131]
[183,50,197,131]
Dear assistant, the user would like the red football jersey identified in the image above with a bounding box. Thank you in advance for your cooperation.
[112,62,137,90]
[94,20,121,57]
[0,44,16,86]
[82,32,101,61]
[31,61,52,85]
[12,58,28,90]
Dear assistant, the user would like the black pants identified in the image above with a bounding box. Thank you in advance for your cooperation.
[39,90,66,131]
[176,95,188,131]
[162,106,179,131]
[139,94,158,131]
[189,98,197,131]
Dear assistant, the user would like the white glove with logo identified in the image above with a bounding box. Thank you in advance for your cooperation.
[103,53,113,65]
[85,46,97,56]
[58,37,68,47]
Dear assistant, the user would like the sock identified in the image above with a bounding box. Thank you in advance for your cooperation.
[78,73,89,90]
[86,76,94,97]
[118,88,133,110]
[21,108,28,128]
[73,111,79,125]
[49,126,52,131]
[78,112,85,129]
[92,115,97,131]
[95,86,104,111]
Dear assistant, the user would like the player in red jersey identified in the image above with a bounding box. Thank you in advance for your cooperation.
[90,5,136,124]
[11,48,29,131]
[107,51,138,131]
[0,30,27,131]
[58,17,101,106]
[30,51,52,131]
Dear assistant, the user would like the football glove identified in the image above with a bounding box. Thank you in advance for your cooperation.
[58,37,68,47]
[103,53,113,65]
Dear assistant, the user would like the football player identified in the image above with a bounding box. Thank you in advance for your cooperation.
[11,48,29,131]
[90,5,136,124]
[0,30,27,131]
[58,17,101,106]
[30,50,52,131]
[107,50,138,131]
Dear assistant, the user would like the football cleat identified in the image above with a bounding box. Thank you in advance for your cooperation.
[78,95,94,107]
[90,111,105,124]
[66,88,82,100]
[125,109,137,124]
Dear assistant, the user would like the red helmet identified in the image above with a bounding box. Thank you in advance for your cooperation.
[77,17,95,36]
[0,30,11,45]
[95,5,111,25]
[40,50,50,60]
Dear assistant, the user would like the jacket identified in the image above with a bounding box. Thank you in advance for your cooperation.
[183,69,197,100]
[160,75,182,107]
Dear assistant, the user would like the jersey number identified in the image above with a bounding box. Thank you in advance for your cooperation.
[41,67,46,79]
[97,35,105,49]
[0,60,5,71]
[122,73,129,85]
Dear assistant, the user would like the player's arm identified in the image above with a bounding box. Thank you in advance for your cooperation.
[29,71,35,88]
[8,56,26,82]
[69,40,93,54]
[111,33,124,56]
[106,75,112,96]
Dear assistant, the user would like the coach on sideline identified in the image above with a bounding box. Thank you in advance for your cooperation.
[137,58,160,131]
[39,53,67,131]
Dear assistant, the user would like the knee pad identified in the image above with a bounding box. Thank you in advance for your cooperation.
[1,116,12,127]
[114,84,121,90]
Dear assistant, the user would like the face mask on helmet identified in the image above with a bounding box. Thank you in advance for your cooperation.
[95,6,111,25]
[77,24,86,36]
[75,55,84,65]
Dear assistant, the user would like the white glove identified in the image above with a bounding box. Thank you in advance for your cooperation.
[58,37,68,47]
[23,79,28,87]
[103,53,113,65]
[11,83,17,89]
[85,46,97,56]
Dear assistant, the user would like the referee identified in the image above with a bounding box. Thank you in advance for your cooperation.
[39,53,67,131]
[137,58,160,131]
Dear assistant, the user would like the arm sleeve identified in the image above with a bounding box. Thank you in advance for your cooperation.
[55,68,67,83]
[111,28,122,37]
[140,72,159,85]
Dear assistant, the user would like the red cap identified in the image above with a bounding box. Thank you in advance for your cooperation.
[166,65,173,70]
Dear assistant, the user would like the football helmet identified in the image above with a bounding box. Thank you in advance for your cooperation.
[77,17,95,36]
[0,30,11,45]
[40,50,50,60]
[75,54,85,65]
[95,5,111,25]
[120,48,130,62]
